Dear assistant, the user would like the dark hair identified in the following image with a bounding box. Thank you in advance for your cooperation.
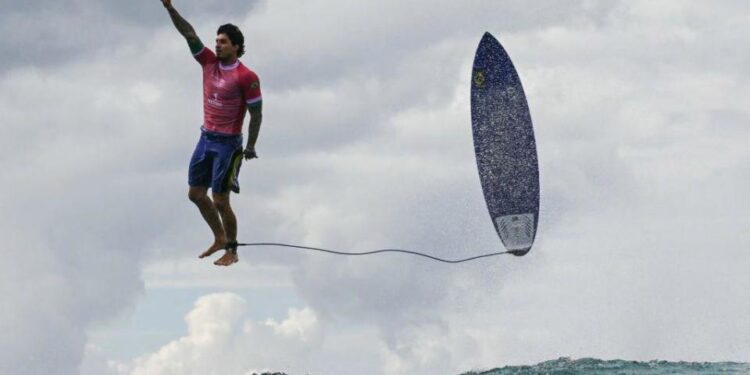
[217,23,245,57]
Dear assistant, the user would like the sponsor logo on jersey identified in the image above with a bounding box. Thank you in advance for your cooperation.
[208,92,223,107]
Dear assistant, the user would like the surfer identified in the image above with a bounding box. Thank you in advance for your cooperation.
[160,0,263,266]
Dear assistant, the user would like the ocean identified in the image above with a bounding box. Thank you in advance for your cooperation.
[462,357,750,375]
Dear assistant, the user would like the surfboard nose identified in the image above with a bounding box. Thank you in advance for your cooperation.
[473,33,497,69]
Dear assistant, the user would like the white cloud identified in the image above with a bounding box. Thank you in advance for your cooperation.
[119,293,331,375]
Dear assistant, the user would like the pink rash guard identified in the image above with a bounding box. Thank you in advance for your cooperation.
[194,47,262,135]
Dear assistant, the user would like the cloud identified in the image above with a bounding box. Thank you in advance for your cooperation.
[119,293,323,375]
[112,292,511,375]
[0,6,206,374]
[0,0,261,72]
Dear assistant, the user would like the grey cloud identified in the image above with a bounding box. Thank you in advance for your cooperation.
[249,0,624,90]
[0,0,260,72]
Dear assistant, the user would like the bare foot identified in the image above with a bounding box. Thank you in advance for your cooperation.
[214,249,238,266]
[199,239,227,259]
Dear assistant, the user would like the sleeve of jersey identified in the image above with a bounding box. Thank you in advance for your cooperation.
[193,47,216,66]
[243,71,262,106]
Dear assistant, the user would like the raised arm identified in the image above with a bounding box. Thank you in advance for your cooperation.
[160,0,204,54]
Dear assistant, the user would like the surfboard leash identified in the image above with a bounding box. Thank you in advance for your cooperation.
[231,242,513,264]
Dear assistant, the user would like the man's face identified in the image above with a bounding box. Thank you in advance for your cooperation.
[215,33,238,61]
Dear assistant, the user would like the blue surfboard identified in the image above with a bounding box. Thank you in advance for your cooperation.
[471,32,539,256]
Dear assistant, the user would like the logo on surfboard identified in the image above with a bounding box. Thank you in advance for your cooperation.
[473,71,486,88]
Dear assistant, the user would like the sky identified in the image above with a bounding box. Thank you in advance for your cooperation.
[1,0,749,374]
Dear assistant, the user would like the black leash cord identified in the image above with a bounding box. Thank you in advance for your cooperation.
[234,242,511,264]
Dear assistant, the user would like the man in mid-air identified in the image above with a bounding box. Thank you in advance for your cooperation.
[160,0,263,266]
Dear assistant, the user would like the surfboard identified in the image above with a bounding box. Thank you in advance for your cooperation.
[471,32,539,256]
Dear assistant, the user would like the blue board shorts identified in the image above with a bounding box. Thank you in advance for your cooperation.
[188,128,243,194]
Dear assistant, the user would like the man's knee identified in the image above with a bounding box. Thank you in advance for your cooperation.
[188,187,208,204]
[212,193,231,213]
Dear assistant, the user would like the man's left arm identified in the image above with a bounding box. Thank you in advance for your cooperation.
[244,102,263,160]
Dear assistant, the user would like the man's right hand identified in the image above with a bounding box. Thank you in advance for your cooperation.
[160,0,172,9]
[243,147,258,160]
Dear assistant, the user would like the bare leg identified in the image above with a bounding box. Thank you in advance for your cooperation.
[212,192,239,266]
[188,186,227,258]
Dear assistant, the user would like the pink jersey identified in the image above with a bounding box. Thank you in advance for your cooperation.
[194,47,262,135]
